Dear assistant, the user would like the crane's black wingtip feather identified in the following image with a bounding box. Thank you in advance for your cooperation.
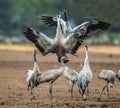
[99,21,111,30]
[41,16,53,21]
[22,26,34,35]
[41,15,57,27]
[22,26,40,44]
[22,26,28,33]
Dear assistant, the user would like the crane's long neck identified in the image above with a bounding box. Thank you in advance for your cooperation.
[34,51,37,62]
[33,51,37,69]
[33,51,41,74]
[83,47,90,69]
[60,58,65,67]
[55,14,64,43]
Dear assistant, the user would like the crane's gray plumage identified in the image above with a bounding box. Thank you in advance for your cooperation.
[26,50,41,99]
[34,67,65,99]
[41,10,111,55]
[77,46,92,101]
[77,75,89,97]
[97,69,117,101]
[41,10,111,37]
[26,50,65,99]
[116,70,120,80]
[41,10,72,36]
[34,56,65,99]
[62,64,78,100]
[22,13,86,63]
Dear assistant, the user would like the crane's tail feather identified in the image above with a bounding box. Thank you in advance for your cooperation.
[77,76,87,101]
[77,76,87,95]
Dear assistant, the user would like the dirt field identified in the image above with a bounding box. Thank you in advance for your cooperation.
[0,46,120,108]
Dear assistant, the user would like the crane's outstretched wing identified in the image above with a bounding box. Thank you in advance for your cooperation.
[73,21,111,37]
[41,15,67,27]
[41,10,68,27]
[63,32,87,54]
[41,15,72,37]
[41,15,111,38]
[22,26,54,55]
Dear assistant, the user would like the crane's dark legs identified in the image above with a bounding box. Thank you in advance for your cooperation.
[87,86,89,96]
[85,86,89,100]
[106,85,110,102]
[68,81,75,100]
[97,84,107,101]
[78,88,87,101]
[82,94,87,101]
[49,81,53,99]
[30,82,35,100]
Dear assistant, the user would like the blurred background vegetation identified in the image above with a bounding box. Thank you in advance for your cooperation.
[0,0,120,44]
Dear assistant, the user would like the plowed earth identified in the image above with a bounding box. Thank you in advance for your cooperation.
[0,46,120,108]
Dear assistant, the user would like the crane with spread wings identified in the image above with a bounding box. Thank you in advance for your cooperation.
[22,11,111,63]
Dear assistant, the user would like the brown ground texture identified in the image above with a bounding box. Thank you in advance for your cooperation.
[0,46,120,108]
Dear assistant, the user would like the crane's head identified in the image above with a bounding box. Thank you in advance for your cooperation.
[57,12,62,27]
[34,50,37,54]
[57,12,61,19]
[59,56,69,64]
[85,45,88,51]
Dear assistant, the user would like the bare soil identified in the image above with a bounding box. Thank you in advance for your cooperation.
[0,46,120,108]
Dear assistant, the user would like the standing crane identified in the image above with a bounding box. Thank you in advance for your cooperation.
[26,50,41,99]
[77,46,92,101]
[97,69,116,101]
[34,56,66,99]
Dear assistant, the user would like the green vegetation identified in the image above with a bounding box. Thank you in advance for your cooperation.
[0,0,120,40]
[98,32,120,41]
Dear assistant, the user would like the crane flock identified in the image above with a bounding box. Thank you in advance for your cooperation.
[22,10,120,102]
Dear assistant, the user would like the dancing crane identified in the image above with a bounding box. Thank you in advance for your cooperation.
[41,10,111,55]
[22,13,86,63]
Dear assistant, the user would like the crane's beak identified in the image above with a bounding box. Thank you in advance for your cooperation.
[63,9,68,21]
